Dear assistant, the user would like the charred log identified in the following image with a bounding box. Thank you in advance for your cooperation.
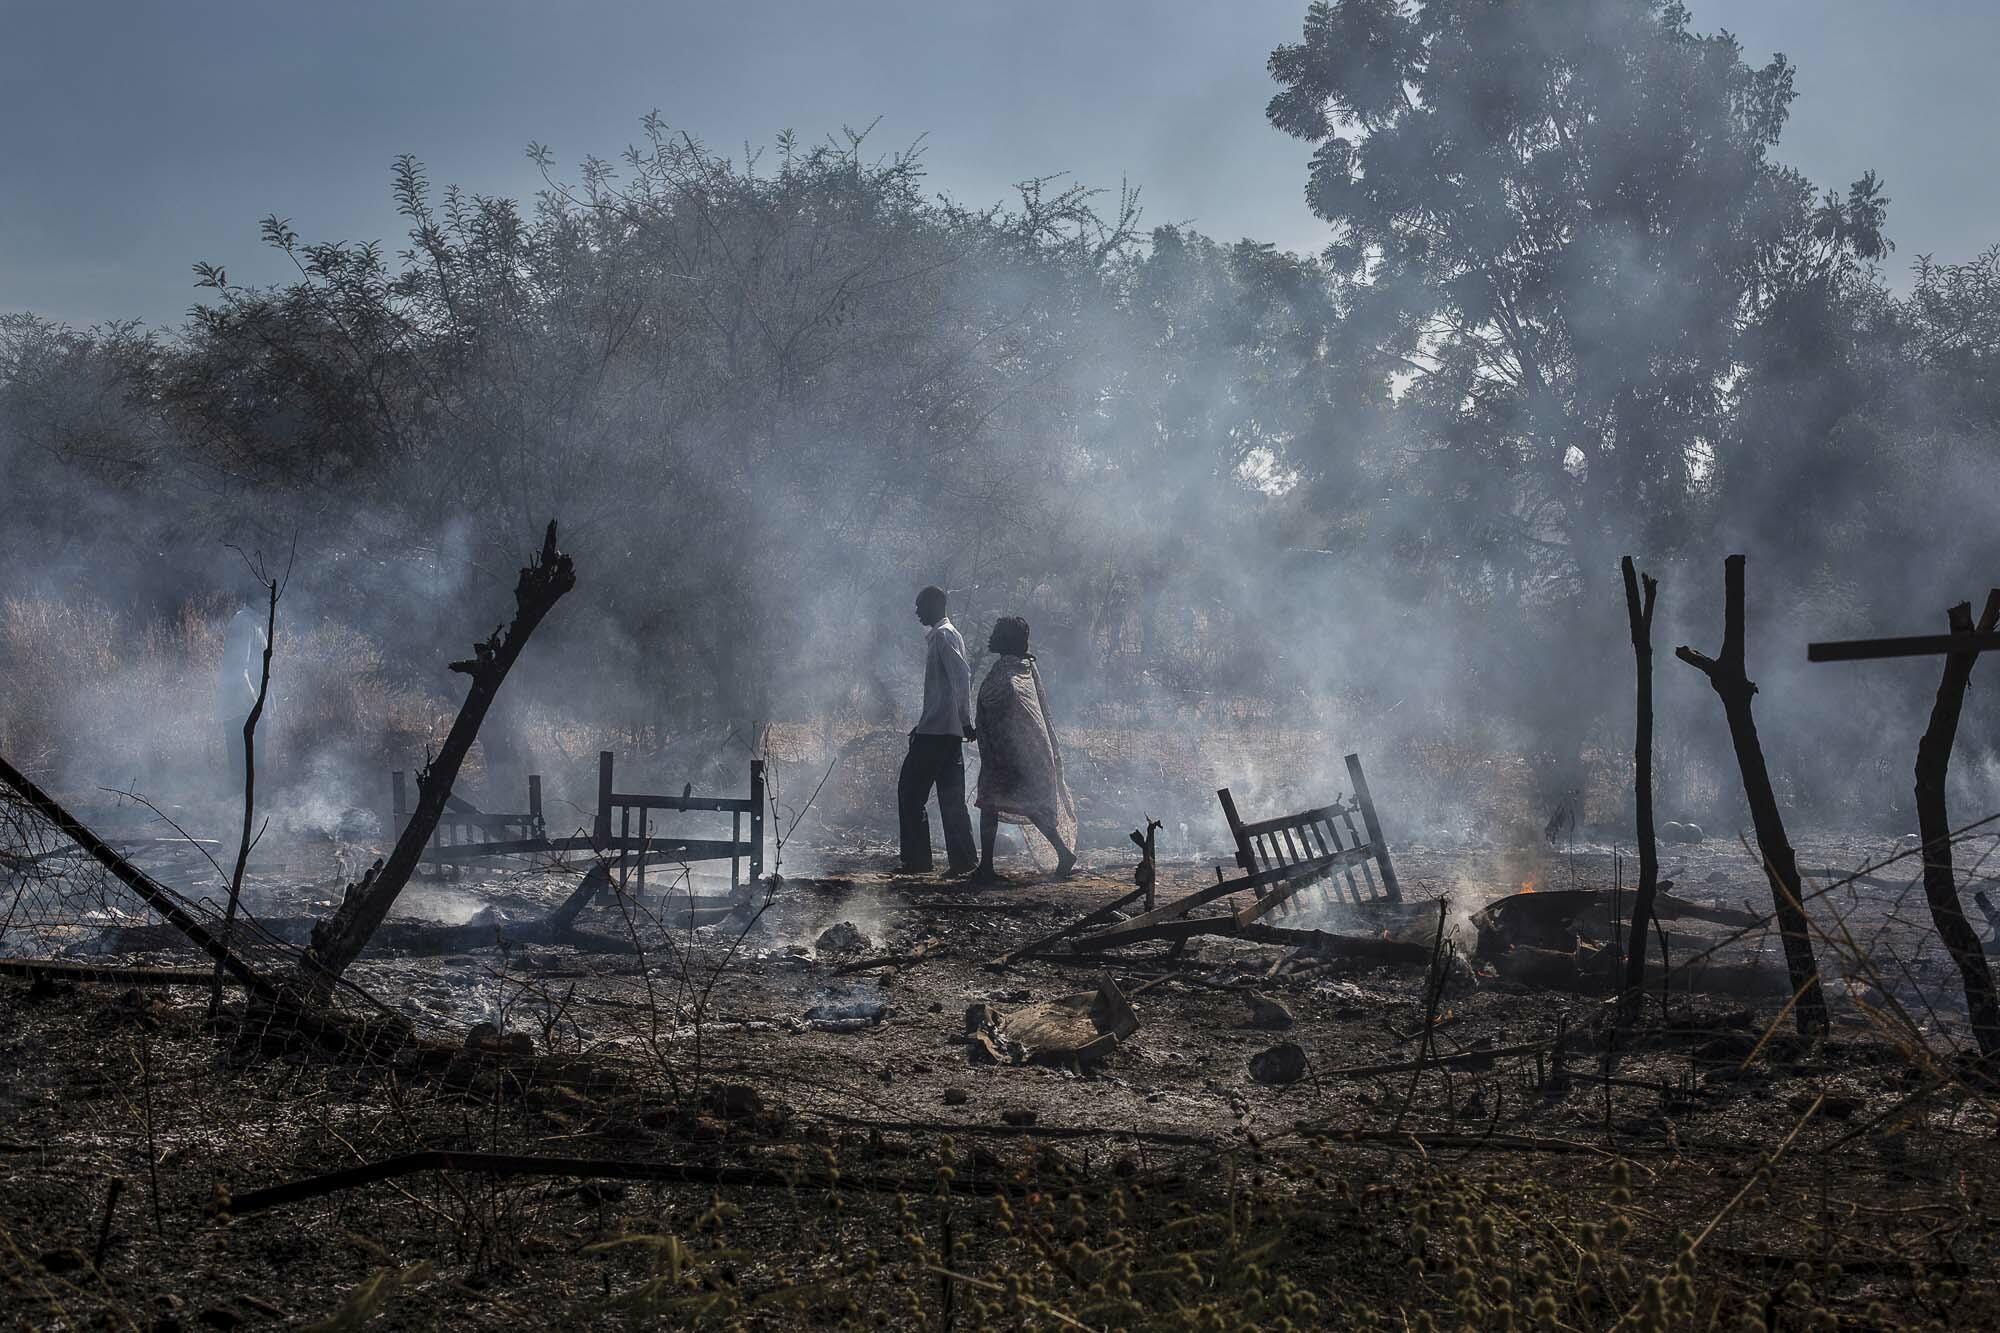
[1471,884,1757,958]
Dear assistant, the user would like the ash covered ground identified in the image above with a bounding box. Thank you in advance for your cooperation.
[7,760,2000,1328]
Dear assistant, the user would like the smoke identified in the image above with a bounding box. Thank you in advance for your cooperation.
[3,93,1998,871]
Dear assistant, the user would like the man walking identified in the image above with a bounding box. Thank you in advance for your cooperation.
[897,585,977,874]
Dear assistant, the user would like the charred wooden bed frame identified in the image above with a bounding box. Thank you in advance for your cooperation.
[1059,751,1401,954]
[1217,751,1400,916]
[390,750,766,890]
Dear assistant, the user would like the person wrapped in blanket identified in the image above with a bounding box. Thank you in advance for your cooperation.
[971,616,1077,882]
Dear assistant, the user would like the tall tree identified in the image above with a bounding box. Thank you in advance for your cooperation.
[1268,0,1887,794]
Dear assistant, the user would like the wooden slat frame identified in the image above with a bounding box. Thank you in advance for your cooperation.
[1215,751,1400,906]
[1073,856,1363,952]
[394,749,766,882]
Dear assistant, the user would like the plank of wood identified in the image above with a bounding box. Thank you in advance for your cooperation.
[0,959,247,988]
[609,792,757,813]
[1232,864,1334,928]
[989,883,1150,967]
[1067,915,1233,952]
[418,836,751,864]
[1232,803,1354,840]
[1346,752,1400,902]
[435,811,535,832]
[1090,851,1371,943]
[1808,632,2000,662]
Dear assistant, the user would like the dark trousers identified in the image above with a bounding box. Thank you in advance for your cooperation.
[898,734,975,871]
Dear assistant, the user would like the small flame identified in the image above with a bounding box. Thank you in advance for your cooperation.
[1519,878,1536,894]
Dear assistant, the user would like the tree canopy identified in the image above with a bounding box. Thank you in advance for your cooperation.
[1267,0,1891,605]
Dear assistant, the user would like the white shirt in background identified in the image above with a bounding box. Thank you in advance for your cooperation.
[914,618,973,737]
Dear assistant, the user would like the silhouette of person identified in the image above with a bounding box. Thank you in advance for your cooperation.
[896,585,976,874]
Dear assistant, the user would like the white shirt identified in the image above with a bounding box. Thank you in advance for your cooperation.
[914,618,973,737]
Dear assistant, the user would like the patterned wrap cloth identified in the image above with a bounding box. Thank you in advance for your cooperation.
[974,654,1077,860]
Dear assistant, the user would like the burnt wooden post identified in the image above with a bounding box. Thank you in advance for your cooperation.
[527,774,542,833]
[1345,753,1400,902]
[594,750,614,846]
[749,758,766,884]
[1134,818,1161,912]
[619,803,632,895]
[1912,592,2000,1059]
[636,807,648,896]
[1216,788,1253,873]
[1676,554,1827,1035]
[1619,557,1661,1026]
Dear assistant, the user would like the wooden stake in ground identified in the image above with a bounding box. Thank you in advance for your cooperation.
[1912,591,2000,1059]
[1131,817,1161,911]
[1618,557,1660,1026]
[1675,554,1827,1035]
[302,522,574,996]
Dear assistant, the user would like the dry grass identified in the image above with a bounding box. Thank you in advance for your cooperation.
[0,595,123,771]
[0,596,447,794]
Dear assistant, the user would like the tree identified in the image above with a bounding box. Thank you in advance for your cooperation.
[1268,0,1887,797]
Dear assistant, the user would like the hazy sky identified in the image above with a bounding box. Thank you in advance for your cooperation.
[3,1,1995,330]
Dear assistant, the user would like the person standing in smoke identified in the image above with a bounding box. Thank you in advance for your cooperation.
[214,604,268,787]
[897,585,978,875]
[972,616,1077,882]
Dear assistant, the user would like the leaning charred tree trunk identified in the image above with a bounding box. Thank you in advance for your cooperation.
[302,522,575,997]
[1913,591,2000,1060]
[1675,554,1827,1036]
[1618,557,1660,1027]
